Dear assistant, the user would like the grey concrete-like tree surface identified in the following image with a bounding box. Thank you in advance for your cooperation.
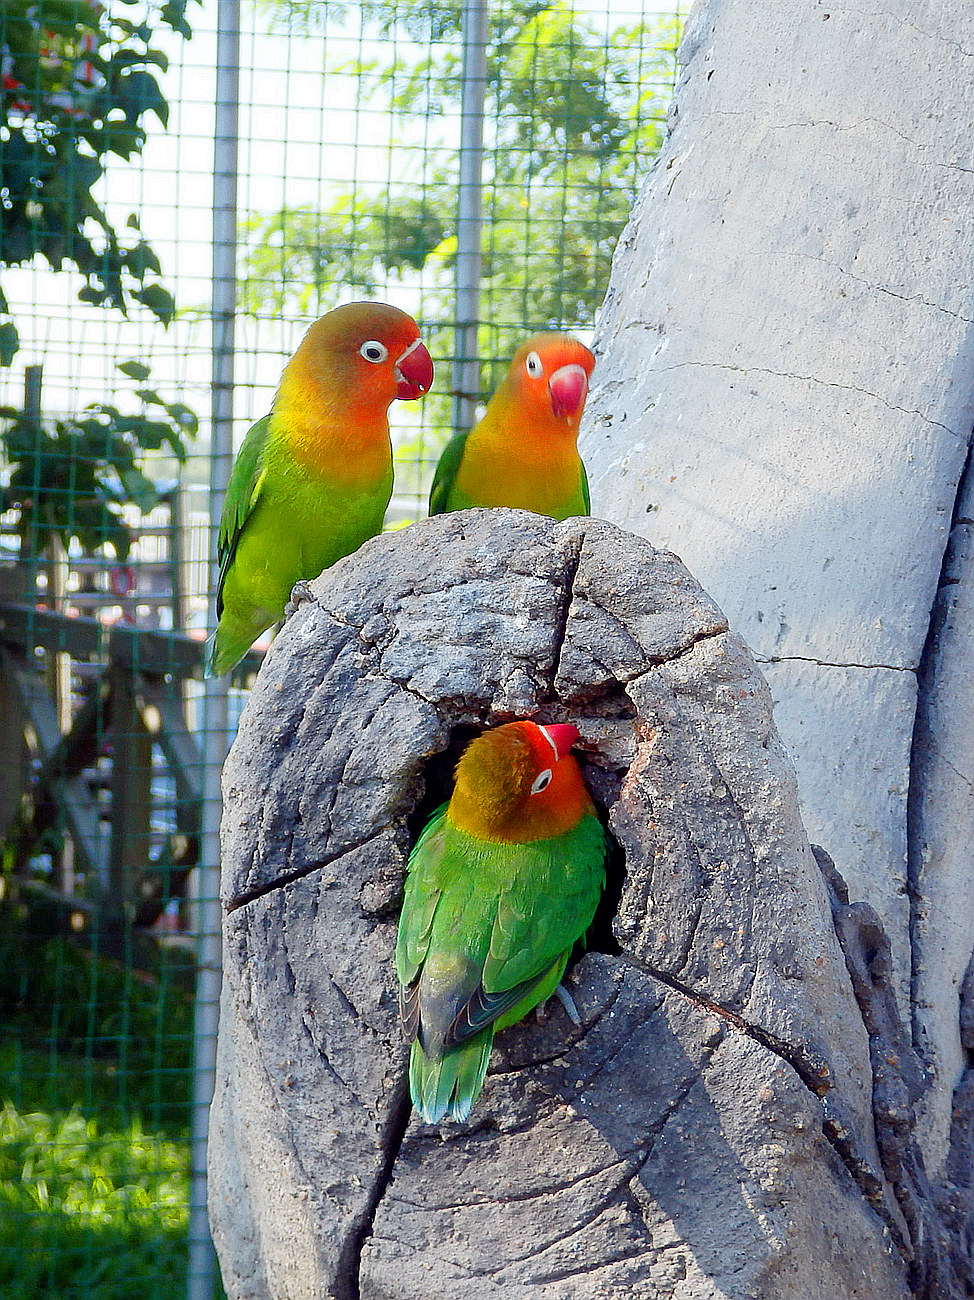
[581,0,974,1185]
[208,512,971,1299]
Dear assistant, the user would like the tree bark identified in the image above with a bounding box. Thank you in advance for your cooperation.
[208,512,967,1299]
[581,0,974,1182]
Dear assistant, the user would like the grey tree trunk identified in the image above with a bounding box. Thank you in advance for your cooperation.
[208,513,969,1299]
[582,0,974,1184]
[209,1,974,1293]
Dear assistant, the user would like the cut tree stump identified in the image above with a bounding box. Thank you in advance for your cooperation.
[208,511,969,1299]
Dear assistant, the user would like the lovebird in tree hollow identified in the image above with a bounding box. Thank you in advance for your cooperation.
[428,333,595,520]
[205,302,434,676]
[396,720,608,1123]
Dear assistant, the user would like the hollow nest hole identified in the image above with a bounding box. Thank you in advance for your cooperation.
[396,685,639,972]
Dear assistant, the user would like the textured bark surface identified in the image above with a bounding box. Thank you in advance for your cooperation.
[207,512,970,1300]
[580,0,974,1179]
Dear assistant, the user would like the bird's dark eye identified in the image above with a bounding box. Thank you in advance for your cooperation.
[525,350,543,377]
[530,768,553,794]
[359,340,388,364]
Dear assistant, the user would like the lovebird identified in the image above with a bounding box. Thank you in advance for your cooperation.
[396,720,607,1123]
[205,301,434,676]
[428,333,595,520]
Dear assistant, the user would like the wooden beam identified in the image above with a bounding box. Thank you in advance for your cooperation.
[108,622,203,679]
[0,602,101,658]
[0,645,103,879]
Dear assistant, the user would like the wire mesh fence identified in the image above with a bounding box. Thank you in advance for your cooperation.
[0,0,680,1294]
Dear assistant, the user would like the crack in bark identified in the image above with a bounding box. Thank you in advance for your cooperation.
[755,652,915,672]
[389,1148,647,1215]
[907,425,974,1059]
[611,950,911,1248]
[334,1071,412,1300]
[865,10,974,61]
[616,953,832,1094]
[593,619,730,699]
[359,1230,489,1282]
[755,245,974,325]
[547,528,586,692]
[649,360,965,439]
[482,1160,651,1278]
[558,999,678,1097]
[280,912,364,1108]
[525,1244,657,1287]
[817,846,973,1297]
[225,829,390,912]
[486,975,629,1074]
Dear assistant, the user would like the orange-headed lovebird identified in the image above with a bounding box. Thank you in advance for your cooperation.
[206,302,434,676]
[428,333,595,520]
[396,721,607,1123]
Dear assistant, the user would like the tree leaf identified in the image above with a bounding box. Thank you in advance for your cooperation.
[118,360,152,382]
[164,403,198,436]
[131,283,175,324]
[0,323,20,367]
[124,240,163,279]
[118,466,161,512]
[114,69,169,127]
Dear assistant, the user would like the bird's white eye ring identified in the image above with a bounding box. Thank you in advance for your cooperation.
[525,350,543,377]
[530,768,553,795]
[360,340,388,364]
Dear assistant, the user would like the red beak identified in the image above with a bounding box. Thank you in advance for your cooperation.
[548,363,589,420]
[538,722,579,761]
[395,338,434,400]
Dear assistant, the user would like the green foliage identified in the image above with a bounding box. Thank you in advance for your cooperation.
[0,0,196,358]
[0,905,196,1132]
[241,195,450,318]
[244,0,678,414]
[0,362,198,560]
[0,1098,189,1300]
[0,898,206,1299]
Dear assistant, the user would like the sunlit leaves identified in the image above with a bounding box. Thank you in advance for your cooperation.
[0,363,197,560]
[244,0,678,364]
[0,0,196,355]
[240,195,451,315]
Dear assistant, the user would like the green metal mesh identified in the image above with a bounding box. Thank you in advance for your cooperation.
[0,0,680,1295]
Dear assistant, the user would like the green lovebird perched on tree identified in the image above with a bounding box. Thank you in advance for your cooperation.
[429,333,595,521]
[396,721,608,1123]
[206,301,434,676]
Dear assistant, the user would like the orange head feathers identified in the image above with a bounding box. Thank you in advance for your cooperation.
[497,333,595,434]
[281,301,433,422]
[427,330,594,518]
[448,720,594,843]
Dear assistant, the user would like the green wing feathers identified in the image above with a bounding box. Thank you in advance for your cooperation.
[215,415,270,617]
[397,811,607,1122]
[428,432,469,516]
[204,417,271,677]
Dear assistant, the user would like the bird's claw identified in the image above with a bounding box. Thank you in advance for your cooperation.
[536,983,582,1026]
[285,579,317,619]
[554,983,581,1026]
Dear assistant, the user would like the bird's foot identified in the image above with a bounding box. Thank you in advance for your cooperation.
[284,579,317,620]
[554,982,581,1026]
[536,983,581,1026]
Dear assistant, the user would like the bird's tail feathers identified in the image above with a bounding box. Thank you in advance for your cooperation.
[203,629,219,678]
[205,620,255,678]
[409,1030,493,1123]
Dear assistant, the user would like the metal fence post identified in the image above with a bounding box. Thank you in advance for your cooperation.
[451,0,488,438]
[188,0,239,1295]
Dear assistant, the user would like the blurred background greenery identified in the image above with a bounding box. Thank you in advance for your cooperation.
[0,0,680,1293]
